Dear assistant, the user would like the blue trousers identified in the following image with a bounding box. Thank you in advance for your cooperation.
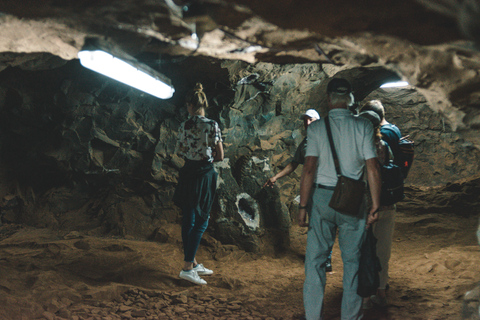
[304,188,367,320]
[182,207,209,263]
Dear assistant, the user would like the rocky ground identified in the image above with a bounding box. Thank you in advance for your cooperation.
[1,185,480,320]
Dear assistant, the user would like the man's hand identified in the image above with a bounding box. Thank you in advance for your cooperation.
[263,163,297,188]
[263,176,277,188]
[298,208,309,227]
[366,207,379,228]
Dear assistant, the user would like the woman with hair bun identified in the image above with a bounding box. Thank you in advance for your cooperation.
[173,83,224,285]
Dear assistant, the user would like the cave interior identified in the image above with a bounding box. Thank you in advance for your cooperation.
[0,0,480,319]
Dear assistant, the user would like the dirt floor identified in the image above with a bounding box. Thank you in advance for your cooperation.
[0,199,479,320]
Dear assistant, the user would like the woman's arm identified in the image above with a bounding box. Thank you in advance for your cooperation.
[213,142,224,162]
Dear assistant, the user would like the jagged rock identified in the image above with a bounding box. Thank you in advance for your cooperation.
[212,159,262,252]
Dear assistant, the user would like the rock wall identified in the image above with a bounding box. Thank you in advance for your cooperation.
[0,61,180,239]
[0,55,479,253]
[366,88,480,187]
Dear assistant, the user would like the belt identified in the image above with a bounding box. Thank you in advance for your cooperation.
[313,183,335,190]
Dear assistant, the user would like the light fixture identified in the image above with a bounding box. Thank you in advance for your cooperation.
[78,42,175,99]
[380,81,409,88]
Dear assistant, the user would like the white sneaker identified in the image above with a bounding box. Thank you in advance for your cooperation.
[193,263,213,275]
[179,269,207,285]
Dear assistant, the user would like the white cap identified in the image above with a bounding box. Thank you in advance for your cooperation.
[299,109,320,120]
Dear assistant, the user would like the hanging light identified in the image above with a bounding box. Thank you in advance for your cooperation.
[380,81,409,88]
[78,41,175,99]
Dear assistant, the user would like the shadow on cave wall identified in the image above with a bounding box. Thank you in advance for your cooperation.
[0,60,181,237]
[399,177,480,217]
[0,55,479,255]
[0,57,296,255]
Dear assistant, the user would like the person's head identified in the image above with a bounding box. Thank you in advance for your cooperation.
[360,100,385,121]
[359,110,382,141]
[185,83,208,116]
[326,78,354,109]
[299,109,320,129]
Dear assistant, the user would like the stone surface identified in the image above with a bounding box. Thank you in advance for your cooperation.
[0,53,479,246]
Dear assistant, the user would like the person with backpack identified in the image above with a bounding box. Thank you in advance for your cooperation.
[359,100,402,308]
[362,100,414,179]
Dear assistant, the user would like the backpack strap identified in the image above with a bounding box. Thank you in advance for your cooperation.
[381,139,394,163]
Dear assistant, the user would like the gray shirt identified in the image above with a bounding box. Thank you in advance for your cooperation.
[306,108,377,186]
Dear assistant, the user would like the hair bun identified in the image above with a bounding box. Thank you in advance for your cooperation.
[193,83,203,93]
[186,82,208,111]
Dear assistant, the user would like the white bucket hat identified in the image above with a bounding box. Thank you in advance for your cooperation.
[299,109,320,120]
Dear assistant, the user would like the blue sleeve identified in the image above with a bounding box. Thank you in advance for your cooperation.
[381,124,401,155]
[381,125,401,146]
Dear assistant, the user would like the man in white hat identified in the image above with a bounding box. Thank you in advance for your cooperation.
[264,108,320,188]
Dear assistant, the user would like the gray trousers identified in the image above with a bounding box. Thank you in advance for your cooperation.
[304,188,367,320]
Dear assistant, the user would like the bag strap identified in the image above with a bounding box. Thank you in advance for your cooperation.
[382,140,393,163]
[324,116,341,177]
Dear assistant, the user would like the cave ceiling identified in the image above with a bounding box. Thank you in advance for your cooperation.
[0,0,480,139]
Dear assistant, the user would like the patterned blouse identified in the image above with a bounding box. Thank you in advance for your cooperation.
[176,115,222,162]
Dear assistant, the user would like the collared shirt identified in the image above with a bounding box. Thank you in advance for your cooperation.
[306,108,377,186]
[176,115,222,162]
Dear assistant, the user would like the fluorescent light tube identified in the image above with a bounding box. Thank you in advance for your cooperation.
[380,81,409,88]
[78,49,175,99]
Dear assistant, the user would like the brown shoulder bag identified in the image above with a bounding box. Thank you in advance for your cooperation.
[325,116,365,216]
